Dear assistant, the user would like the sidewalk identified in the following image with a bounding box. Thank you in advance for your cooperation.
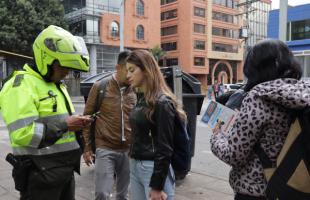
[71,96,85,104]
[0,131,233,200]
[74,163,233,200]
[0,97,234,199]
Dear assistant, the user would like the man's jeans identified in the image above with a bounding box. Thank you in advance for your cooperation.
[95,148,129,200]
[129,159,175,200]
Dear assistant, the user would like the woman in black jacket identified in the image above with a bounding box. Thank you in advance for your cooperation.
[126,50,186,200]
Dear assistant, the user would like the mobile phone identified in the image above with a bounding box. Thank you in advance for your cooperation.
[90,111,100,119]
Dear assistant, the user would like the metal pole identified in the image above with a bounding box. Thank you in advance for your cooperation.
[279,0,288,41]
[172,65,183,104]
[120,0,125,52]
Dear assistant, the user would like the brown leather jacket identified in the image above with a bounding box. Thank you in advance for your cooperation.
[82,75,136,152]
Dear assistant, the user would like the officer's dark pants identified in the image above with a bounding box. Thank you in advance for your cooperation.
[20,166,75,200]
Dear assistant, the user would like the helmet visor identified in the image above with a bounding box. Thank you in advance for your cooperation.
[44,36,89,56]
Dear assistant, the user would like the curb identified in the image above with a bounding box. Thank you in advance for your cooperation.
[0,126,7,131]
[72,101,85,104]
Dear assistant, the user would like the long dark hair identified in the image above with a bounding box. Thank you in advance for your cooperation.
[244,39,302,92]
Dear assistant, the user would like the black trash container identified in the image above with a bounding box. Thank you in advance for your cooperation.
[80,71,115,102]
[80,68,204,171]
[160,67,205,158]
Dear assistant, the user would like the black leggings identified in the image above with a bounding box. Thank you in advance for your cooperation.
[235,193,267,200]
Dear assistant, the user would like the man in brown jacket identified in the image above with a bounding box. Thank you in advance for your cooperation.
[82,51,136,200]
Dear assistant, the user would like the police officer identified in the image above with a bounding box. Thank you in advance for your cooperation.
[0,25,92,200]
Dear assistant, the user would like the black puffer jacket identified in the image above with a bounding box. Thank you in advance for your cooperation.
[129,93,175,190]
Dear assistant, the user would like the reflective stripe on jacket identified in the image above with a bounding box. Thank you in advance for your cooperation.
[0,64,79,155]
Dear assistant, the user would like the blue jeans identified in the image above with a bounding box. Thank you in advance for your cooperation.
[129,159,175,200]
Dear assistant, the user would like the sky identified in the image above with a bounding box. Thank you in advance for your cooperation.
[272,0,310,9]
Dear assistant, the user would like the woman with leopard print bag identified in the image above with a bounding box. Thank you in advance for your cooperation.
[210,39,310,200]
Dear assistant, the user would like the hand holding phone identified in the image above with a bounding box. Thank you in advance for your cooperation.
[90,111,100,119]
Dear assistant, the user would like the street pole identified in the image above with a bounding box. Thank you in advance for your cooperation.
[120,0,125,52]
[279,0,288,41]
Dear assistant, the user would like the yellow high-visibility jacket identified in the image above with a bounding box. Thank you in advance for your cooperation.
[0,64,79,156]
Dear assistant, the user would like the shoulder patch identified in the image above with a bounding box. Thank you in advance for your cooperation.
[13,74,24,87]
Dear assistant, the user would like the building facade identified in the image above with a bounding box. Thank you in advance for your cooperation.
[245,0,271,48]
[160,0,244,88]
[63,0,160,77]
[268,4,310,77]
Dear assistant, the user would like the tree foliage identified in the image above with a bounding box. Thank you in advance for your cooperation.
[0,0,68,56]
[150,45,166,63]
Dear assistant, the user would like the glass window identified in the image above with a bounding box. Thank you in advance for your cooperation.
[213,0,236,8]
[136,0,144,16]
[212,43,238,53]
[161,26,177,36]
[166,58,178,66]
[110,21,119,37]
[194,57,205,66]
[194,40,205,50]
[194,7,205,18]
[69,20,87,36]
[63,0,86,13]
[86,19,99,36]
[194,23,205,34]
[212,27,238,39]
[136,25,144,40]
[161,42,177,51]
[100,0,122,13]
[212,11,236,24]
[161,9,177,21]
[161,0,177,5]
[290,19,310,40]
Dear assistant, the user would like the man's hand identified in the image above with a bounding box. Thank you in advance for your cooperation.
[66,115,93,131]
[149,189,167,200]
[83,151,94,166]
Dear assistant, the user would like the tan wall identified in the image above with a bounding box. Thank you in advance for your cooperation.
[161,0,246,87]
[100,0,160,49]
[208,3,244,61]
[161,0,209,75]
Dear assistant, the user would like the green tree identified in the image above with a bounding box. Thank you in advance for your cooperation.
[150,45,166,63]
[0,0,68,56]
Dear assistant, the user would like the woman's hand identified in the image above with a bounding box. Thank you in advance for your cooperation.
[212,120,223,135]
[149,189,167,200]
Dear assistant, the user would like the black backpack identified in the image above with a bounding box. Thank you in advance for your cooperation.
[172,111,191,175]
[160,95,191,178]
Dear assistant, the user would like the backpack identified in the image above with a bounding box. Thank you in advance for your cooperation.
[172,111,191,175]
[255,108,310,200]
[223,89,310,199]
[157,95,191,179]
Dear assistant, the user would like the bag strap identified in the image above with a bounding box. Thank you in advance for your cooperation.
[88,75,112,153]
[261,109,310,199]
[94,76,112,112]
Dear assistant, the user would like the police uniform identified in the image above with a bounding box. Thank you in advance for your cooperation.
[0,25,89,200]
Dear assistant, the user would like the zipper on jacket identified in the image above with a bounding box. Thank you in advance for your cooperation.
[149,131,155,153]
[115,76,126,142]
[120,87,126,142]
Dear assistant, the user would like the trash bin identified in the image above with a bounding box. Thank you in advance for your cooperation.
[80,71,115,102]
[80,68,205,171]
[160,67,205,158]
